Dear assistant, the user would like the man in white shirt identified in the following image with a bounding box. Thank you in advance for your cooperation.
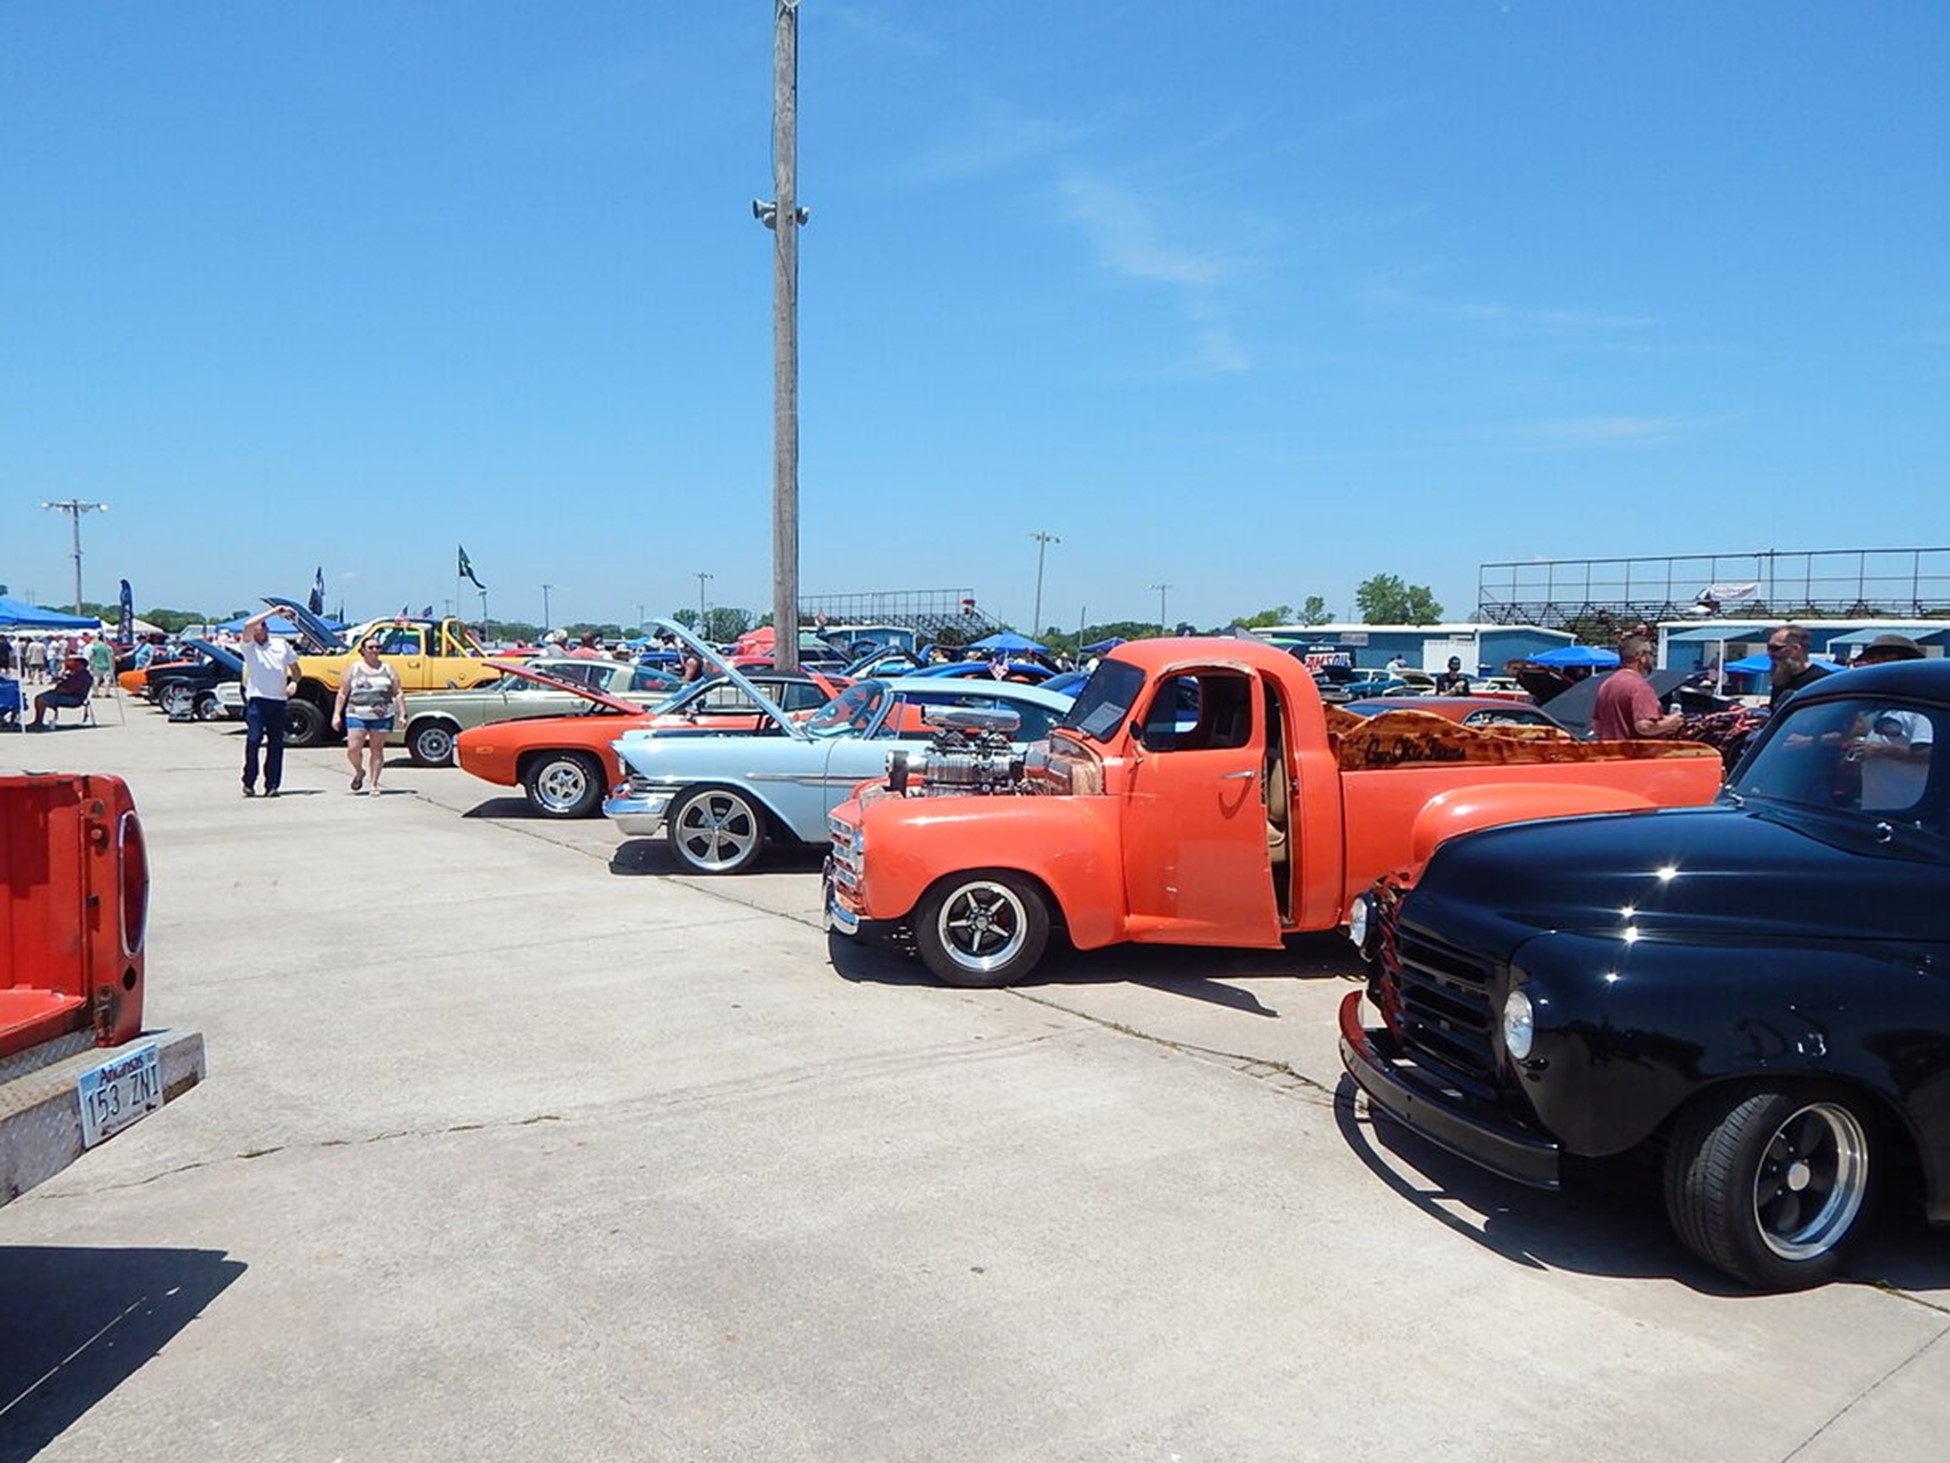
[239,610,301,797]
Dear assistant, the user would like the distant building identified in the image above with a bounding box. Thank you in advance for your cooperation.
[1255,622,1575,676]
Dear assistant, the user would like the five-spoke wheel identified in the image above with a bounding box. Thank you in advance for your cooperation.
[1665,1084,1874,1290]
[913,872,1050,987]
[667,786,768,874]
[524,752,604,819]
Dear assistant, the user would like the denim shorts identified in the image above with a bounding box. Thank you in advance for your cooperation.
[345,715,394,732]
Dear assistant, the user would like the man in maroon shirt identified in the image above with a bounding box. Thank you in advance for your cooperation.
[1592,635,1682,740]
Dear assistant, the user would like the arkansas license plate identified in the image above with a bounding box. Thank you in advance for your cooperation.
[77,1043,163,1147]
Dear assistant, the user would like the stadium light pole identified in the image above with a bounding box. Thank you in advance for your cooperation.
[695,571,714,627]
[42,499,108,613]
[1030,531,1060,636]
[542,583,555,631]
[1149,582,1172,636]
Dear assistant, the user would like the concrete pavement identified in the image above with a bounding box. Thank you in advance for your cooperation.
[3,700,1948,1461]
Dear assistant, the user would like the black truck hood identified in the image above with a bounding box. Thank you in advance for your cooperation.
[1406,803,1950,956]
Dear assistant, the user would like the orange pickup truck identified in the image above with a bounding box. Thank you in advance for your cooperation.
[825,636,1723,986]
[2,774,204,1204]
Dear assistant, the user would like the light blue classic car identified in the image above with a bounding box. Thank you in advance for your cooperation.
[604,662,1077,874]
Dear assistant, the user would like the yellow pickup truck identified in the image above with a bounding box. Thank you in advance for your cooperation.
[263,597,507,746]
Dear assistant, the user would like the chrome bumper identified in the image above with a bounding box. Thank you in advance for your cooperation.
[602,787,673,838]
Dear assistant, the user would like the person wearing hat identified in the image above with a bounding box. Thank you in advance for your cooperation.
[1844,633,1931,811]
[1853,633,1927,667]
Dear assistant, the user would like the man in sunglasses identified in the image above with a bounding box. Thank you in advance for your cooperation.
[1766,624,1831,709]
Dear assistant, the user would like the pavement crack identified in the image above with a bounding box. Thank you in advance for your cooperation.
[1781,1322,1950,1460]
[32,1114,566,1199]
[1005,989,1339,1104]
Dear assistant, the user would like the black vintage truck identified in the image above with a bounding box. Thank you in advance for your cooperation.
[1341,658,1950,1290]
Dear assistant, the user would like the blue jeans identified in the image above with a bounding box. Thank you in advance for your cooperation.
[244,697,289,791]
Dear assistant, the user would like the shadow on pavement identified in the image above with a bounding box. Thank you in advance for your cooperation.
[1332,1076,1950,1294]
[827,925,1363,1015]
[0,1245,246,1462]
[608,839,826,878]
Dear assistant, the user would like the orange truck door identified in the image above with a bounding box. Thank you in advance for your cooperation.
[1119,668,1282,948]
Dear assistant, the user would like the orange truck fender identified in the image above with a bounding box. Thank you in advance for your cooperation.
[1406,781,1672,874]
[852,794,1127,950]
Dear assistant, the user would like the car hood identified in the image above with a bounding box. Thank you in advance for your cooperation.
[1406,803,1950,956]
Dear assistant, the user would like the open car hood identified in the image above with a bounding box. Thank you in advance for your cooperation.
[484,660,645,715]
[653,618,806,741]
[262,595,349,654]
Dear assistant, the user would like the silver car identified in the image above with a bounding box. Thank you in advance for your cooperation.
[604,627,1075,874]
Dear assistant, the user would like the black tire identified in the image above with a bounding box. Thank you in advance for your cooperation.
[666,785,768,874]
[158,683,194,718]
[283,696,330,747]
[193,691,222,722]
[523,751,604,819]
[913,871,1050,988]
[1664,1084,1875,1291]
[407,720,457,768]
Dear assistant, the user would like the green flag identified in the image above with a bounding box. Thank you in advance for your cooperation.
[458,545,485,590]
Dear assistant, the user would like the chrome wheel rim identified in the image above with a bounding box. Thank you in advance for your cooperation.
[673,792,760,871]
[535,759,590,814]
[936,881,1029,974]
[416,727,453,763]
[1754,1101,1869,1261]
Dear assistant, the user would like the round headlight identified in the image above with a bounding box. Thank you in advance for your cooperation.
[1347,895,1372,953]
[1502,988,1535,1061]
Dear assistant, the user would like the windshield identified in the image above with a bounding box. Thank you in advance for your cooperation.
[806,681,887,739]
[1060,660,1144,744]
[1729,695,1943,832]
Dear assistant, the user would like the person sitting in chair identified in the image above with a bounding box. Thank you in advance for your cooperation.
[29,656,94,730]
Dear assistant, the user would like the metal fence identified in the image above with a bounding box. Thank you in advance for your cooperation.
[799,588,1004,644]
[1477,547,1950,630]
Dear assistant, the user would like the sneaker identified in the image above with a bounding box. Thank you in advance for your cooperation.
[264,789,281,799]
[241,784,256,798]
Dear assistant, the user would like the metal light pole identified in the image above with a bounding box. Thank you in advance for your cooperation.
[42,499,108,612]
[1030,531,1061,636]
[695,571,714,627]
[756,0,807,671]
[542,583,555,631]
[1149,582,1172,636]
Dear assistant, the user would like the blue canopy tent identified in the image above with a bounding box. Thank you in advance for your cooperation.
[1080,636,1125,656]
[214,613,304,636]
[969,630,1050,656]
[0,595,99,629]
[1722,653,1846,676]
[1527,644,1620,669]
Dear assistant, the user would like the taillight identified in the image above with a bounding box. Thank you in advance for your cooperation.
[118,810,149,957]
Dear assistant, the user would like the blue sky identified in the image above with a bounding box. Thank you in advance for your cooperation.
[3,2,1944,634]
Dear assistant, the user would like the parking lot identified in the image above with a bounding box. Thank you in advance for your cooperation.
[5,704,1950,1461]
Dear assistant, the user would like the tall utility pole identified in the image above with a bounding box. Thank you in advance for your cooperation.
[758,0,805,671]
[1030,531,1061,636]
[42,499,108,612]
[695,571,714,627]
[541,583,554,631]
[1149,582,1172,636]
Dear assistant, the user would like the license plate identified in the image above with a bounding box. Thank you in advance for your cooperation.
[76,1043,163,1147]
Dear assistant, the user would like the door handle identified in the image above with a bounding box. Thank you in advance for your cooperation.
[1220,769,1257,781]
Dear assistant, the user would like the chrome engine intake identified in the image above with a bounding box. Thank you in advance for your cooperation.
[886,706,1026,796]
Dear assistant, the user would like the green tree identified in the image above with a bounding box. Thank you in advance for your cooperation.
[670,607,700,630]
[1235,605,1296,629]
[701,606,752,642]
[1355,573,1443,625]
[1298,594,1331,626]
